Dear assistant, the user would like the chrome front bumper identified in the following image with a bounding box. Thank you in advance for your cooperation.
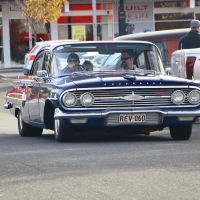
[54,108,200,125]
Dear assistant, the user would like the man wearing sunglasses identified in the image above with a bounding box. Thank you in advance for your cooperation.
[60,53,84,74]
[120,49,137,70]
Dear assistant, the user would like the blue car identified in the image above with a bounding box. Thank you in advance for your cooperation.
[3,41,200,142]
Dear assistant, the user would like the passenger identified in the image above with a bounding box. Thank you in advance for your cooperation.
[59,53,84,74]
[83,60,93,71]
[120,49,137,70]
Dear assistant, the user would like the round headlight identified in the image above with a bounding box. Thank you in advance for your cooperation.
[62,93,77,107]
[171,90,185,104]
[80,92,94,107]
[188,90,200,104]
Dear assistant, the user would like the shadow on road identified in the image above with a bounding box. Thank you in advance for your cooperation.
[0,131,174,144]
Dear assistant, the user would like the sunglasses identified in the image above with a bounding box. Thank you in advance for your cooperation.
[68,59,78,63]
[121,57,131,61]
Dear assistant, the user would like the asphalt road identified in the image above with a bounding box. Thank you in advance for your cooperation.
[1,81,200,200]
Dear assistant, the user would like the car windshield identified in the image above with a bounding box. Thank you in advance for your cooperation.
[52,42,164,76]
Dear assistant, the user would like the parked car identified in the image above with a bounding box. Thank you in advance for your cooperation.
[114,28,190,72]
[23,39,78,75]
[171,48,200,80]
[3,40,200,142]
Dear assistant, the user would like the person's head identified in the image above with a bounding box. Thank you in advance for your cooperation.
[121,49,135,70]
[67,53,80,65]
[83,60,93,71]
[190,19,200,32]
[126,21,135,34]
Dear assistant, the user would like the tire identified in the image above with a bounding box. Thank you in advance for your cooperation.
[54,119,73,142]
[169,124,192,140]
[18,110,43,137]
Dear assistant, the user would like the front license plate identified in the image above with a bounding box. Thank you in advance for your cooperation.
[119,114,146,123]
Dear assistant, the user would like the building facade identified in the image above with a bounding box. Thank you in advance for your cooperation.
[0,0,199,68]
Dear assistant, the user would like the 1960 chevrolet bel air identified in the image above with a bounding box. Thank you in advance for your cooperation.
[3,41,200,142]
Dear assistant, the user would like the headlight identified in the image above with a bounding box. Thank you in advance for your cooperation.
[80,92,94,107]
[188,90,200,104]
[62,93,77,107]
[171,90,185,104]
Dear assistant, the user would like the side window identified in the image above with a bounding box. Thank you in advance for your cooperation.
[154,42,166,62]
[43,53,52,76]
[147,51,160,72]
[135,52,146,70]
[32,53,45,76]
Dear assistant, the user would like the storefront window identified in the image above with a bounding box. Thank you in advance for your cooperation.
[155,21,190,30]
[195,13,200,20]
[58,15,113,41]
[154,1,181,8]
[155,12,194,20]
[195,0,200,6]
[9,19,47,65]
[58,3,113,41]
[9,19,29,65]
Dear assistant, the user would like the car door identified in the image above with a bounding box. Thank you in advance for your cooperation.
[38,52,52,124]
[29,52,45,124]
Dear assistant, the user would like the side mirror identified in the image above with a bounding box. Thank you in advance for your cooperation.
[23,68,30,76]
[37,70,48,77]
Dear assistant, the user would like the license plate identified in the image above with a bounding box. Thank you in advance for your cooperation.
[119,114,146,123]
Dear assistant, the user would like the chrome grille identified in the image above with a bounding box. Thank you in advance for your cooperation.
[72,88,193,108]
[107,113,159,126]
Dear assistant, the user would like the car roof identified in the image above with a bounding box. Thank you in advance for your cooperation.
[43,40,157,50]
[114,28,190,41]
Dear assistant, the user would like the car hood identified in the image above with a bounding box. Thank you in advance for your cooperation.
[56,72,199,90]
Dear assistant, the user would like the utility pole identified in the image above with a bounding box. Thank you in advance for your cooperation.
[92,0,97,41]
[118,0,126,36]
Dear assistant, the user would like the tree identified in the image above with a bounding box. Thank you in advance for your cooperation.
[8,0,68,43]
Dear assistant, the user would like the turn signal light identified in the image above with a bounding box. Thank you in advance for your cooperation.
[28,55,36,61]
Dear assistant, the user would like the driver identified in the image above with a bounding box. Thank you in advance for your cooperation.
[59,53,84,74]
[120,49,137,70]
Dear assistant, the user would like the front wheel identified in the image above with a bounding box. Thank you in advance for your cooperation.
[169,124,192,140]
[18,110,43,137]
[54,119,73,142]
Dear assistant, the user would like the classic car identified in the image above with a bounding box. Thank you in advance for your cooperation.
[171,48,200,80]
[3,40,200,142]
